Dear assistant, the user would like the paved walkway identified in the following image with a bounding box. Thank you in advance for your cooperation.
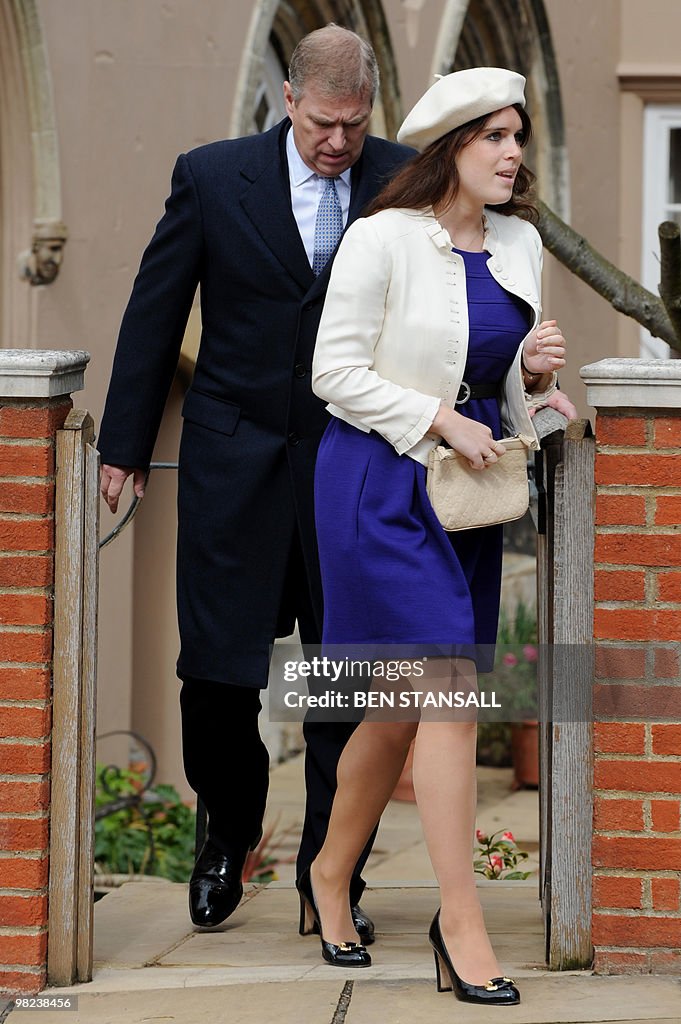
[6,756,680,1023]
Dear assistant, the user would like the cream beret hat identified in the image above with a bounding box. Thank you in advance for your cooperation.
[397,67,526,152]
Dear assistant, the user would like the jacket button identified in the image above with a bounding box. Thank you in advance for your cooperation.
[288,431,301,446]
[294,363,306,378]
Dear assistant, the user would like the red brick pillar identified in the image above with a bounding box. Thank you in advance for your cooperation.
[582,359,681,975]
[0,351,89,995]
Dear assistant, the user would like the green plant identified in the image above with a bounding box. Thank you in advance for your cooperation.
[496,600,536,646]
[494,602,538,720]
[94,764,196,882]
[475,722,512,767]
[474,828,531,880]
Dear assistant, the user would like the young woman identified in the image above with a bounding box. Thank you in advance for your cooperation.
[300,67,567,1007]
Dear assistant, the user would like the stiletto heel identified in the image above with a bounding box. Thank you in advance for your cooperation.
[295,867,371,968]
[433,949,452,992]
[428,909,520,1006]
[298,890,316,936]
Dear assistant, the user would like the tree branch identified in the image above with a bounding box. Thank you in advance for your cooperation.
[658,221,681,346]
[537,200,681,354]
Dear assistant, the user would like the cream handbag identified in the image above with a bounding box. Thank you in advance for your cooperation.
[426,437,531,531]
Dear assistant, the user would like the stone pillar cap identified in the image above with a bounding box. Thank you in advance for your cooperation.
[0,349,90,398]
[580,358,681,409]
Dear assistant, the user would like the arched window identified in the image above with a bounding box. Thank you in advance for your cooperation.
[0,0,64,346]
[234,0,402,142]
[436,0,568,219]
[252,41,288,134]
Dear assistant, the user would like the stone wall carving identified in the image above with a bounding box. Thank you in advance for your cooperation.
[18,220,68,287]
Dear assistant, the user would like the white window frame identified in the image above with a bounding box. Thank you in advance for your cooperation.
[641,104,681,358]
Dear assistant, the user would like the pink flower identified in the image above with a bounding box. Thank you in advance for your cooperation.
[475,829,487,843]
[502,830,515,843]
[523,644,538,663]
[502,653,518,667]
[490,853,504,874]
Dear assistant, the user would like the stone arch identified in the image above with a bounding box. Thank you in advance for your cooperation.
[0,0,63,344]
[232,0,403,142]
[432,0,568,218]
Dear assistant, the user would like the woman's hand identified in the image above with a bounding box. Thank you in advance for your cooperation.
[429,406,506,471]
[522,319,566,375]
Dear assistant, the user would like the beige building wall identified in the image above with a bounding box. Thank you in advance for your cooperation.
[541,0,624,407]
[2,0,680,797]
[28,0,261,793]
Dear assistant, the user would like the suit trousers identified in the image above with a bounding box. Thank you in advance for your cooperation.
[179,529,375,904]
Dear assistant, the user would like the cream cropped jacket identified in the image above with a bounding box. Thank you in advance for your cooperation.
[312,206,556,466]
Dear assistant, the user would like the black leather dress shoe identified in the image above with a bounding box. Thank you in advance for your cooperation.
[189,838,248,927]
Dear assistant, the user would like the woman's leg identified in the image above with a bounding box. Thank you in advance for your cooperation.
[309,655,464,945]
[310,713,418,944]
[412,658,502,985]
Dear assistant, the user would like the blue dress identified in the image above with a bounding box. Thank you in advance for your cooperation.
[314,248,531,652]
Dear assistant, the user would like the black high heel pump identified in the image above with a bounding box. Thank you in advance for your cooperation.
[429,909,520,1006]
[296,867,372,968]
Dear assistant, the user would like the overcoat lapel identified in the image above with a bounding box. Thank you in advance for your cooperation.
[239,123,395,303]
[238,120,314,293]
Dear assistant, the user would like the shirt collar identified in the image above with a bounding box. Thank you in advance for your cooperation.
[286,127,352,188]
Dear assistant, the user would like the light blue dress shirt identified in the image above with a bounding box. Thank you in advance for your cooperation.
[286,128,351,269]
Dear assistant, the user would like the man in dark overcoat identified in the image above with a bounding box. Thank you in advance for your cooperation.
[98,24,412,932]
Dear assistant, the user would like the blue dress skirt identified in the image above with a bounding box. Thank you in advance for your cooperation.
[314,248,532,654]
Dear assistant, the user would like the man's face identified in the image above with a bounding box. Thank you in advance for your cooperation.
[283,80,372,177]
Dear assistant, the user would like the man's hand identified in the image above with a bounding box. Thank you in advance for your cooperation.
[528,390,579,421]
[100,464,146,513]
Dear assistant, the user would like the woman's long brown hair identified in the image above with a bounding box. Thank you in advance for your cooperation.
[367,104,538,224]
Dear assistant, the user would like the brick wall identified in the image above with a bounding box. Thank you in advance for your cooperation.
[0,397,72,995]
[592,409,681,975]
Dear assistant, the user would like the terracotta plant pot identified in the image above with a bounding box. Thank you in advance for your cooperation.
[510,720,539,789]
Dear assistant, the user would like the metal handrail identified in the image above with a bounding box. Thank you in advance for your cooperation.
[97,464,207,851]
[95,730,157,820]
[98,462,178,549]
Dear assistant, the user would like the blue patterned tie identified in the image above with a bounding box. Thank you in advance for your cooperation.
[312,176,343,276]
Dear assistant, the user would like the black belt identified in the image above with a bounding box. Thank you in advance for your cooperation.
[455,381,498,404]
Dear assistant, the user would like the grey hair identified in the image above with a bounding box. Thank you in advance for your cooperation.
[288,24,379,105]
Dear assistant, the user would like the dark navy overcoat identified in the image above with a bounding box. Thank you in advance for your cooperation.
[98,119,412,686]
